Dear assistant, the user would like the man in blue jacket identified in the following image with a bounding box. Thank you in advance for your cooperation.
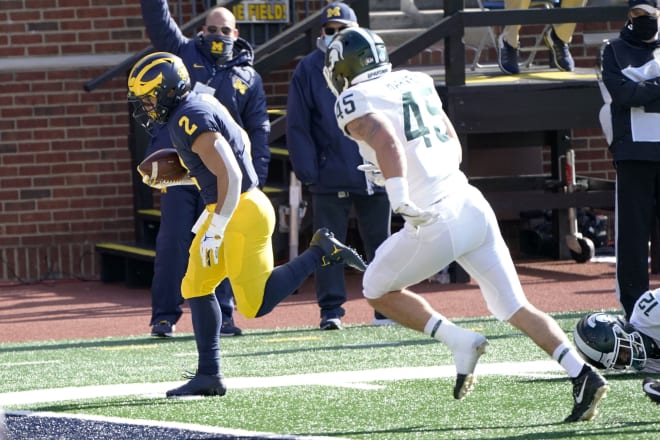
[601,0,660,320]
[286,2,392,330]
[141,1,271,337]
[127,52,366,396]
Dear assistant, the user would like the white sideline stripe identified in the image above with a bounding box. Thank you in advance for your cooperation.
[0,360,61,367]
[0,360,563,407]
[3,410,345,440]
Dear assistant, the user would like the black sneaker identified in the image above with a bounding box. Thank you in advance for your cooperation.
[372,310,396,326]
[309,228,367,272]
[564,366,609,422]
[497,34,519,75]
[543,28,574,72]
[320,315,342,330]
[166,373,227,398]
[642,377,660,404]
[151,320,175,337]
[220,320,242,337]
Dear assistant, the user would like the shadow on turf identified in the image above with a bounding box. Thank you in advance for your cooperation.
[0,310,593,358]
[0,335,189,354]
[24,395,189,413]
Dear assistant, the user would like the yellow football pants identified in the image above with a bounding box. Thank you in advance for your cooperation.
[181,188,276,318]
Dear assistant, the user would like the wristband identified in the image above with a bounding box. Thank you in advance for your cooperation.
[385,177,409,208]
[207,213,230,238]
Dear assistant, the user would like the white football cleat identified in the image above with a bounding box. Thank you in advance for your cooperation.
[452,332,489,400]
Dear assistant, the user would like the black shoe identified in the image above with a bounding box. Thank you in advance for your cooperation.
[564,367,609,422]
[320,315,342,330]
[166,373,227,397]
[543,28,574,72]
[372,311,396,326]
[643,377,660,404]
[310,228,367,272]
[151,320,175,337]
[220,320,242,337]
[497,34,519,75]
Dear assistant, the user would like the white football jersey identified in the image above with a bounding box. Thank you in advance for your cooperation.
[630,289,660,373]
[334,69,466,209]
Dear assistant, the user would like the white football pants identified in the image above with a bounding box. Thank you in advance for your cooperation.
[363,183,528,321]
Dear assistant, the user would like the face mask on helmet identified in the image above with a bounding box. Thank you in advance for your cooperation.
[573,312,647,370]
[127,52,191,132]
[323,28,392,96]
[201,34,235,65]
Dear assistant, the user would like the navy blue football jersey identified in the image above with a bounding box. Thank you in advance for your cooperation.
[167,91,258,205]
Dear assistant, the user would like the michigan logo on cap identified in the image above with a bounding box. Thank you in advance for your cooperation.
[326,6,342,20]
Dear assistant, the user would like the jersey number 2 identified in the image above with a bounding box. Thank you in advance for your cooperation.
[178,116,198,136]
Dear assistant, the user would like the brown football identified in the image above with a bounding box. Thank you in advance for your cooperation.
[137,148,191,188]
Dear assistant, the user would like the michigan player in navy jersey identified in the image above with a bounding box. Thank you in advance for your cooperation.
[141,2,272,338]
[128,52,367,397]
[323,28,609,421]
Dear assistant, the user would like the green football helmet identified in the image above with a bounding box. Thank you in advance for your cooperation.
[574,312,647,370]
[323,27,391,96]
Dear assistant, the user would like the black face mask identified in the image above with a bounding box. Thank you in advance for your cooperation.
[631,15,659,41]
[201,34,234,64]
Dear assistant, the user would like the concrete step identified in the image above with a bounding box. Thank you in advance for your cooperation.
[369,9,443,29]
[369,0,446,12]
[378,28,490,51]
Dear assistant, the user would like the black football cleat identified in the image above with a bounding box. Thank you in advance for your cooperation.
[310,228,367,272]
[564,366,609,422]
[166,373,227,398]
[642,377,660,404]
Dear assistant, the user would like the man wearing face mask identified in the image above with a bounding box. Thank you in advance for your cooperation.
[601,0,660,321]
[140,1,270,338]
[287,2,394,330]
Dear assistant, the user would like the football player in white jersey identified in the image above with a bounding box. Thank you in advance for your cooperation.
[574,288,660,404]
[323,27,609,422]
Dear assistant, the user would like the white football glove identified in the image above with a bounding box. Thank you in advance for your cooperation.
[385,177,439,228]
[357,163,386,187]
[393,202,439,228]
[200,233,223,267]
[199,213,230,267]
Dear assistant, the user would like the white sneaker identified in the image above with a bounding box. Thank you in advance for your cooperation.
[372,317,397,326]
[452,332,489,400]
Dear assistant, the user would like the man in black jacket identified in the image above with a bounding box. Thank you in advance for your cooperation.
[601,0,660,320]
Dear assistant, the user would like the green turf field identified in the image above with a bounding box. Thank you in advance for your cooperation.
[1,310,658,439]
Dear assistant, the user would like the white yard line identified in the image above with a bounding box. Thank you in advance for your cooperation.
[0,360,563,407]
